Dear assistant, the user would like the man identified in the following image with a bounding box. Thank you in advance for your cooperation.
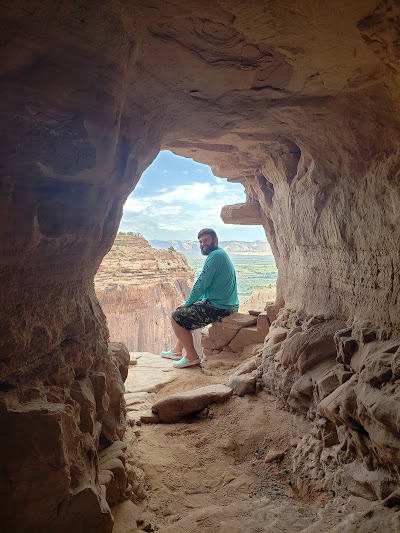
[161,228,239,368]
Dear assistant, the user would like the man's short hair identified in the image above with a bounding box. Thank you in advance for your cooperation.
[198,228,218,240]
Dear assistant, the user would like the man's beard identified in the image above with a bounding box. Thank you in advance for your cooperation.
[200,242,218,255]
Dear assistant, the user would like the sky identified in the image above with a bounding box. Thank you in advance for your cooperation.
[119,150,267,241]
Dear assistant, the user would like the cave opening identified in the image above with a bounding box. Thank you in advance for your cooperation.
[119,149,277,305]
[95,149,278,354]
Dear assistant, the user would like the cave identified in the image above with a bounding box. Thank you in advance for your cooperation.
[1,1,400,532]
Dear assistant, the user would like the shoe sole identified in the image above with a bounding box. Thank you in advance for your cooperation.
[161,353,182,360]
[173,359,201,368]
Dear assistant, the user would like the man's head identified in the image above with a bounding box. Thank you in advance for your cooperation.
[198,228,218,256]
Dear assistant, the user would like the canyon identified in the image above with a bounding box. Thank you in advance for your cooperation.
[1,1,400,532]
[95,234,193,354]
[95,235,276,356]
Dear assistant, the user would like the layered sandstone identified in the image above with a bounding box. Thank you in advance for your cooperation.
[262,312,400,505]
[1,1,400,531]
[95,235,193,354]
[202,312,270,357]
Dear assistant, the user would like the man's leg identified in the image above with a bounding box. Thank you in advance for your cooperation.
[170,317,199,361]
[171,340,183,355]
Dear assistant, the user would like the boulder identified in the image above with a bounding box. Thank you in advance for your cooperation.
[201,329,228,350]
[208,321,240,342]
[230,355,260,377]
[265,302,282,324]
[151,385,233,422]
[265,326,290,347]
[201,336,226,350]
[221,313,257,327]
[257,311,270,335]
[229,326,267,351]
[264,449,285,463]
[226,373,257,396]
[140,411,160,424]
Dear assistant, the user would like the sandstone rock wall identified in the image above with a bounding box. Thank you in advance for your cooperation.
[261,312,400,506]
[1,0,400,530]
[95,235,194,354]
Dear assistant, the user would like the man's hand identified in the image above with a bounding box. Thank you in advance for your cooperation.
[176,303,186,309]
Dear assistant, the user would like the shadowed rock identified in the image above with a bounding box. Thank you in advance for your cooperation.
[151,385,233,422]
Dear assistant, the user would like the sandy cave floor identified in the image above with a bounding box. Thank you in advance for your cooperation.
[113,352,355,533]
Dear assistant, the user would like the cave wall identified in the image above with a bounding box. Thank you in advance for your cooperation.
[0,3,157,531]
[1,0,400,530]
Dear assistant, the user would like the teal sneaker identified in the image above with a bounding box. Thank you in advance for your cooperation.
[160,349,182,360]
[172,356,201,368]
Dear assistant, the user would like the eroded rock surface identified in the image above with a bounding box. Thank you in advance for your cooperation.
[262,310,400,508]
[0,341,130,532]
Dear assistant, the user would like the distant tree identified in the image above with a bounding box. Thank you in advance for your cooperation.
[118,230,143,237]
[168,246,176,252]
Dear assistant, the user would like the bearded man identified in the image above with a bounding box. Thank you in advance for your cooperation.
[161,228,239,368]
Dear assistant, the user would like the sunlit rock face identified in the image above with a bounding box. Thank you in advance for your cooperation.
[95,235,193,354]
[1,0,400,530]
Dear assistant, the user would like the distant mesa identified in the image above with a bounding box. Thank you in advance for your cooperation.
[149,239,272,257]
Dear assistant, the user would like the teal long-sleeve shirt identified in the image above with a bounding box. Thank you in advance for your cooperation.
[184,248,239,311]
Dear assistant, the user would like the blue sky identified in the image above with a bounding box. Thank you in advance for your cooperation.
[119,150,267,241]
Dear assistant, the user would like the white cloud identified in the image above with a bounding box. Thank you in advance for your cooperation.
[119,176,266,241]
[155,182,212,203]
[123,181,244,232]
[123,197,147,213]
[148,181,242,207]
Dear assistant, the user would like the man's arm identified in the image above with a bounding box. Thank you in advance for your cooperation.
[184,254,219,306]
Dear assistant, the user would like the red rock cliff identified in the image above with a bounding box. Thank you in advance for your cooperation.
[95,235,194,354]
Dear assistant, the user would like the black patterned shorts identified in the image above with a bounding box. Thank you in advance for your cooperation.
[172,300,233,330]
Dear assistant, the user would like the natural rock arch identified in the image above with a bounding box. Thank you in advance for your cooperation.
[1,1,399,531]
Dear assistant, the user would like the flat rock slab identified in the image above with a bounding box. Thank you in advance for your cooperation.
[221,313,257,327]
[125,352,183,424]
[151,384,233,422]
[125,352,177,394]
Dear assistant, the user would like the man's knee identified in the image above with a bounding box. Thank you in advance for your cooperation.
[171,306,201,331]
[171,309,180,322]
